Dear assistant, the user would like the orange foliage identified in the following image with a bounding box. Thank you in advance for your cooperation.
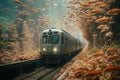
[74,1,80,4]
[82,3,90,7]
[12,57,20,62]
[22,4,30,9]
[70,6,76,10]
[107,8,120,15]
[100,26,109,33]
[112,0,116,3]
[30,8,41,13]
[107,47,118,53]
[12,0,21,4]
[108,55,120,60]
[97,24,106,29]
[95,17,110,23]
[84,70,101,76]
[17,10,28,15]
[11,53,40,61]
[91,16,97,20]
[88,0,96,4]
[90,8,102,13]
[86,20,92,23]
[104,65,120,71]
[93,51,104,56]
[95,2,104,5]
[106,32,113,37]
[99,4,107,8]
[82,30,90,41]
[84,13,92,17]
[74,69,84,75]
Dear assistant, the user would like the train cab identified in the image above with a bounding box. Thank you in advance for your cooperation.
[40,29,63,63]
[40,29,81,63]
[41,29,62,54]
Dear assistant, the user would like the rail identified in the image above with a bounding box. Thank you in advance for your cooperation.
[0,58,42,80]
[15,67,60,80]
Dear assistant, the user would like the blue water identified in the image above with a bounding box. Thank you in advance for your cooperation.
[0,0,69,23]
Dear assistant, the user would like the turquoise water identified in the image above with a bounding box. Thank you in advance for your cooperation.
[0,0,69,24]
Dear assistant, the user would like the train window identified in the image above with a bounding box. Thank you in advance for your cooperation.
[61,36,64,44]
[42,35,59,44]
[52,35,59,44]
[42,36,47,44]
[43,33,47,35]
[54,32,58,34]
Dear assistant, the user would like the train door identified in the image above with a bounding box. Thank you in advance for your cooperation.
[61,33,64,54]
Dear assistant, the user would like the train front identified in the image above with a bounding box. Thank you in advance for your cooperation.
[40,29,62,63]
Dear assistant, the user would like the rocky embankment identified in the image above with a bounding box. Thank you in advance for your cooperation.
[54,44,120,80]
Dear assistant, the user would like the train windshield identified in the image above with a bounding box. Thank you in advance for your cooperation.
[42,35,47,44]
[42,35,59,44]
[52,35,59,44]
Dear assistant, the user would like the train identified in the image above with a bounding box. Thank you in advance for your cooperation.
[40,29,82,63]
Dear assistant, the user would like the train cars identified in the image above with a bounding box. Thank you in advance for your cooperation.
[40,29,81,63]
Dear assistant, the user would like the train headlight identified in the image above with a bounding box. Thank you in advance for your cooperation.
[53,47,58,53]
[43,48,46,52]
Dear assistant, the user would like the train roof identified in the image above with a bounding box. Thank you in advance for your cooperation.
[42,28,73,37]
[42,29,63,33]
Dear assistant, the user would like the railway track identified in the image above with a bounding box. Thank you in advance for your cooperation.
[14,67,60,80]
[0,51,80,80]
[0,58,42,80]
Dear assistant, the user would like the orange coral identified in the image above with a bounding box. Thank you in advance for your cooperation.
[74,69,84,75]
[90,8,102,13]
[107,8,120,15]
[84,70,101,76]
[108,55,120,60]
[95,17,110,23]
[93,51,104,56]
[74,1,80,4]
[95,2,104,5]
[112,0,116,3]
[30,8,41,13]
[82,3,90,7]
[97,24,106,29]
[104,65,120,71]
[88,0,96,4]
[100,26,109,33]
[107,47,118,53]
[12,0,22,4]
[12,57,20,62]
[99,4,107,8]
[84,13,91,17]
[86,20,92,23]
[106,32,113,37]
[22,4,30,9]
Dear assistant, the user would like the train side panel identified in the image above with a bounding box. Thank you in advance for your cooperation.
[61,32,77,55]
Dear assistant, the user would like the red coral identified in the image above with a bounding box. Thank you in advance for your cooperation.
[74,69,84,75]
[84,70,101,76]
[104,65,120,71]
